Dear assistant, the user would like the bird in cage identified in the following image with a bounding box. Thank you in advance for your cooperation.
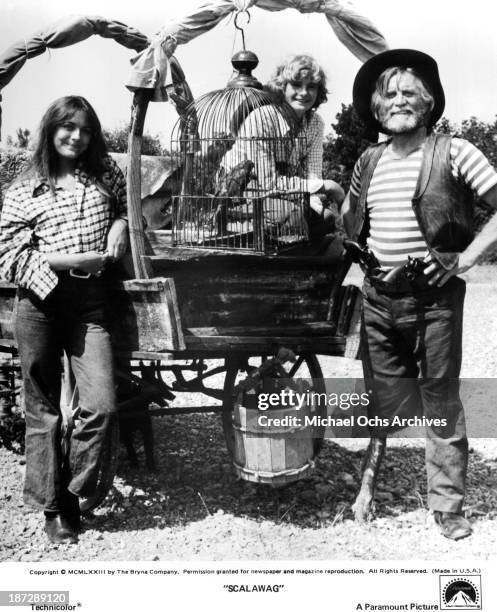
[211,159,256,234]
[200,133,236,195]
[217,102,309,242]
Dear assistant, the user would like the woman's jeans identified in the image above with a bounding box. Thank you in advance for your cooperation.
[15,275,117,512]
[360,276,468,513]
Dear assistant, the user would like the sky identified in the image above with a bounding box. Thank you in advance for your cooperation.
[0,0,497,146]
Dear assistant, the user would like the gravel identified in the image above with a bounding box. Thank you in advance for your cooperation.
[0,265,496,561]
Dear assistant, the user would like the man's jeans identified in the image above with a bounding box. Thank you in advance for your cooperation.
[360,276,468,513]
[15,276,116,512]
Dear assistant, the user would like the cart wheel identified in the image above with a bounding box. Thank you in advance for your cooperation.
[221,358,245,459]
[78,419,120,513]
[221,353,326,459]
[335,284,363,360]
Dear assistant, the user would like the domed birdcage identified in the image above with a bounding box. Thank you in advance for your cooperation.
[170,49,310,254]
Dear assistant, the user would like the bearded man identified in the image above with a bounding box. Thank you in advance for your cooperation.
[342,49,497,540]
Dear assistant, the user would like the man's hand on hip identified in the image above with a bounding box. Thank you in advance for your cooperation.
[423,252,474,287]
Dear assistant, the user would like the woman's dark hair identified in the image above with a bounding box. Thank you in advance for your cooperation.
[32,96,109,192]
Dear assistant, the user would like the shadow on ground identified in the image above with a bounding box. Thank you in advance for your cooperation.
[83,413,497,534]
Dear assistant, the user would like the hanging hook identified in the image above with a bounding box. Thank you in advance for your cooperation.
[234,10,251,51]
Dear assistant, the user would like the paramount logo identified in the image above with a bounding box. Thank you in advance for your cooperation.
[440,575,481,610]
[447,591,476,607]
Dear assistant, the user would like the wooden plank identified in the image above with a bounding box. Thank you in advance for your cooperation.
[0,286,16,339]
[140,254,344,329]
[0,278,187,351]
[112,278,169,292]
[183,334,344,347]
[171,271,334,289]
[115,350,174,361]
[234,405,247,467]
[108,277,185,352]
[162,277,185,351]
[145,248,341,269]
[173,274,335,327]
[186,322,337,337]
[119,342,344,358]
[127,90,154,280]
[173,102,198,235]
[270,436,287,472]
[184,333,344,352]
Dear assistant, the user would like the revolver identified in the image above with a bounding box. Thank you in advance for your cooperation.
[381,255,428,283]
[343,239,381,273]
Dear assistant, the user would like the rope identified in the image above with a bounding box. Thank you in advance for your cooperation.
[232,0,252,10]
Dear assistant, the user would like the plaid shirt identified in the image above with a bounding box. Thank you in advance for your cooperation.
[0,156,127,300]
[222,108,325,194]
[290,111,325,194]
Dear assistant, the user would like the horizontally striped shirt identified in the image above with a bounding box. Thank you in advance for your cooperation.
[350,138,497,267]
[0,156,127,300]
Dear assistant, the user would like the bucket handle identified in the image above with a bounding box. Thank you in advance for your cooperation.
[232,459,315,481]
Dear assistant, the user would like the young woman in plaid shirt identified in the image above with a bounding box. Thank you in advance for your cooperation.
[0,96,128,544]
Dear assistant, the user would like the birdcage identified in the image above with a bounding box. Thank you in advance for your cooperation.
[170,50,310,254]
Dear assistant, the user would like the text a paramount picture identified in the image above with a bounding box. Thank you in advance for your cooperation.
[1,0,497,610]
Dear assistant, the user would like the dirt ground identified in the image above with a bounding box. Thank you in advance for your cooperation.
[0,265,496,561]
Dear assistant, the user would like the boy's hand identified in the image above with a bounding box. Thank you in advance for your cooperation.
[320,180,345,205]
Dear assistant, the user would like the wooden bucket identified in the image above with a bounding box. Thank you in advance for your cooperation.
[232,391,315,486]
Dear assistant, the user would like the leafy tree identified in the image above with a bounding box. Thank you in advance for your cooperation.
[460,116,497,167]
[322,103,376,191]
[103,123,166,155]
[433,116,460,136]
[6,128,31,149]
[0,148,30,207]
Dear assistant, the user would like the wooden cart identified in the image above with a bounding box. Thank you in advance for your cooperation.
[0,234,353,494]
[0,87,360,503]
[0,16,365,503]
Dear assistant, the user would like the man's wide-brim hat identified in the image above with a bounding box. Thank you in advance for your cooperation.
[352,49,445,133]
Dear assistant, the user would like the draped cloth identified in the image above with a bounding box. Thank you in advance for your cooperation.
[0,3,388,134]
[0,15,149,92]
[126,0,388,96]
[0,15,150,137]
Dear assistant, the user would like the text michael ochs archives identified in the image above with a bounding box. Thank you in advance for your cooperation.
[255,389,448,430]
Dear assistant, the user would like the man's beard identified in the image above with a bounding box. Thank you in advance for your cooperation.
[382,111,426,134]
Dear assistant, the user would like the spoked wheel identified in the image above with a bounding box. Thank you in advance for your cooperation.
[221,357,246,459]
[221,353,327,459]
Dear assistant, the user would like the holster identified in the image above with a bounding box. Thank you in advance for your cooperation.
[367,262,431,294]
